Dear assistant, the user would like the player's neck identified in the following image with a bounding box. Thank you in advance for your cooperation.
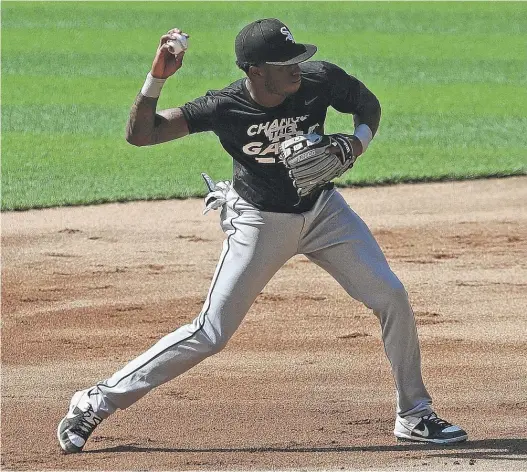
[245,78,287,108]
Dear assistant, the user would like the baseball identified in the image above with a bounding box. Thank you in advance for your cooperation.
[166,34,188,55]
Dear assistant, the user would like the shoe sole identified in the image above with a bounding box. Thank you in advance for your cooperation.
[57,416,83,453]
[57,391,85,453]
[395,431,468,444]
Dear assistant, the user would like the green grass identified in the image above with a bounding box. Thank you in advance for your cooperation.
[2,1,526,210]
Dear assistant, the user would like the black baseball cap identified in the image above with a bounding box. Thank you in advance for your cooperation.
[235,18,317,66]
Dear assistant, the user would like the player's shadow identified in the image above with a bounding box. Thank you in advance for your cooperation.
[87,438,526,461]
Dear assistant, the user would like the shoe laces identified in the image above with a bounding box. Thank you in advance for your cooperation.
[422,413,452,428]
[71,405,102,439]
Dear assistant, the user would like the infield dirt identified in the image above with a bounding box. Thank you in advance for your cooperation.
[2,177,526,470]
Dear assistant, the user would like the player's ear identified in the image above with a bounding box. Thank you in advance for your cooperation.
[248,64,264,80]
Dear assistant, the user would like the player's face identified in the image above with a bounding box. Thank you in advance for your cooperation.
[262,63,302,97]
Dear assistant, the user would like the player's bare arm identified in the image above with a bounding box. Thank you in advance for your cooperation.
[126,96,188,146]
[126,28,190,147]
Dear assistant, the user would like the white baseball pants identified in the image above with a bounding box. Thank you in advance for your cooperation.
[91,186,432,419]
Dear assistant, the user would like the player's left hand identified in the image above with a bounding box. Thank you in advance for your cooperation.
[328,134,363,160]
[279,133,358,197]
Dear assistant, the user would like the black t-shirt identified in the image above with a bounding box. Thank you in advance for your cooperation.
[181,61,365,213]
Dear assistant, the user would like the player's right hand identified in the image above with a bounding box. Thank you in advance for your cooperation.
[150,28,189,79]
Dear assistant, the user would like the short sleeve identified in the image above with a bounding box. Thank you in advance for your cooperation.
[180,91,218,134]
[323,62,362,114]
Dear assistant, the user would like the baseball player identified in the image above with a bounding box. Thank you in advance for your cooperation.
[58,19,467,453]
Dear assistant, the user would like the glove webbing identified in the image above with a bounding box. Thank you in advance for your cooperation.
[292,155,343,187]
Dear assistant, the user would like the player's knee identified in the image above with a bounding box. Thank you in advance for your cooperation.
[190,315,230,356]
[392,282,410,311]
[372,277,409,314]
[390,277,408,299]
[203,336,229,356]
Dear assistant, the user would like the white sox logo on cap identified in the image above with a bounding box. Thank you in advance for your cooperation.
[280,27,295,43]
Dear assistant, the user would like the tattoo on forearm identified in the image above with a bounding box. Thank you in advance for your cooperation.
[126,93,188,146]
[125,93,159,145]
